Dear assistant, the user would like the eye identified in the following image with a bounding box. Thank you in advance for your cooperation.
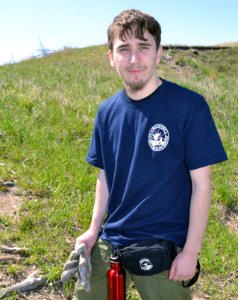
[118,47,129,53]
[139,45,150,51]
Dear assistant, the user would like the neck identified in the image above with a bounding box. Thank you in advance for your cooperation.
[126,77,162,100]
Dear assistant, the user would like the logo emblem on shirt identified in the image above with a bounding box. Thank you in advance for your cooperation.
[139,258,153,271]
[148,124,169,151]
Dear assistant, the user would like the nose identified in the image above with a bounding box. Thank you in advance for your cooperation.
[129,50,140,63]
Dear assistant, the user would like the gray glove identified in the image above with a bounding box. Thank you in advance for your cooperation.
[61,243,92,292]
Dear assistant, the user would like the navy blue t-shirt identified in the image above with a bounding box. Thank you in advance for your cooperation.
[86,79,227,247]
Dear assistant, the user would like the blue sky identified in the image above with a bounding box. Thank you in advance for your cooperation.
[0,0,237,65]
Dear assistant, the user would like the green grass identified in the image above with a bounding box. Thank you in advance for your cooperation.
[0,45,238,299]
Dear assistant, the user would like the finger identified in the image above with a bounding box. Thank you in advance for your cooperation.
[69,250,80,260]
[75,241,86,251]
[76,242,91,258]
[169,263,176,280]
[86,247,92,258]
[63,260,78,271]
[61,268,78,281]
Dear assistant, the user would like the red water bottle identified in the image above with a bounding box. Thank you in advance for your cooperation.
[107,253,126,300]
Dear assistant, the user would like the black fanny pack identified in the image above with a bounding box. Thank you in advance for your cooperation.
[114,239,200,287]
[115,239,176,276]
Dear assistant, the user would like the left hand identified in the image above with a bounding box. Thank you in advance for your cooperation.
[169,250,198,282]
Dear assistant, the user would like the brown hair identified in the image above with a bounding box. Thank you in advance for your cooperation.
[107,9,162,50]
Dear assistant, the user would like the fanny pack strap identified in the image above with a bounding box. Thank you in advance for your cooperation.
[182,260,201,287]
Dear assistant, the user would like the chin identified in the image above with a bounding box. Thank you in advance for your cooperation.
[126,80,146,91]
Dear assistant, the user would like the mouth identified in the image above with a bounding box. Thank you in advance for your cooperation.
[128,68,144,75]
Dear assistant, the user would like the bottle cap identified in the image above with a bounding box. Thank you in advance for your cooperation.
[110,253,121,263]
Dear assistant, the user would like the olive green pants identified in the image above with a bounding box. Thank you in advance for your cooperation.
[73,239,191,300]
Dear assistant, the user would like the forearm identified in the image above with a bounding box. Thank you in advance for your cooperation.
[75,169,109,256]
[88,168,109,237]
[169,166,212,281]
[183,166,212,256]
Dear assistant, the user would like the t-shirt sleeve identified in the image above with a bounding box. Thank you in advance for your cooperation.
[185,98,227,170]
[86,112,104,169]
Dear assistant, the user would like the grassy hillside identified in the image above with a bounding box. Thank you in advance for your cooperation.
[0,45,238,299]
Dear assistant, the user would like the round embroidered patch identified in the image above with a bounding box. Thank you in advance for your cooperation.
[148,124,169,151]
[139,258,154,271]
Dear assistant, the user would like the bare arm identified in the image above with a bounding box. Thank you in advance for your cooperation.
[75,169,109,257]
[169,165,212,281]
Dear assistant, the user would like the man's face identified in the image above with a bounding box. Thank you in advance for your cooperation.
[109,30,162,93]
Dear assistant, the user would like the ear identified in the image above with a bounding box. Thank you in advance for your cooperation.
[108,50,116,67]
[156,46,163,64]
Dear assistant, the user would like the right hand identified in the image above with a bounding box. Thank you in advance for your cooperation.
[75,229,98,258]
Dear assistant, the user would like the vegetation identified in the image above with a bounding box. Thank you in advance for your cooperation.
[0,45,238,299]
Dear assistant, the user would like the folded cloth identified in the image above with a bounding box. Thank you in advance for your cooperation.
[61,243,92,292]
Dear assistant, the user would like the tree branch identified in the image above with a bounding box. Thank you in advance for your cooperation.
[0,271,47,299]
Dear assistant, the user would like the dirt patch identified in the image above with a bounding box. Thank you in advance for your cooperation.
[0,253,68,300]
[0,186,23,221]
[0,185,68,299]
[224,209,238,234]
[216,203,238,235]
[22,288,66,300]
[0,268,67,299]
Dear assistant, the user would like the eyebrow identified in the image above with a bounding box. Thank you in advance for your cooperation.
[117,43,129,49]
[117,40,152,49]
[138,41,151,47]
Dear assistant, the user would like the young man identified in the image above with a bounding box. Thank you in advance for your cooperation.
[73,9,227,300]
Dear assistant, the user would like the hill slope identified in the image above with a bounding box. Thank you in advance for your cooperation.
[0,45,238,299]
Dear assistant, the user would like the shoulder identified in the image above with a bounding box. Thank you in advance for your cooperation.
[96,90,127,126]
[163,79,209,112]
[98,90,124,112]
